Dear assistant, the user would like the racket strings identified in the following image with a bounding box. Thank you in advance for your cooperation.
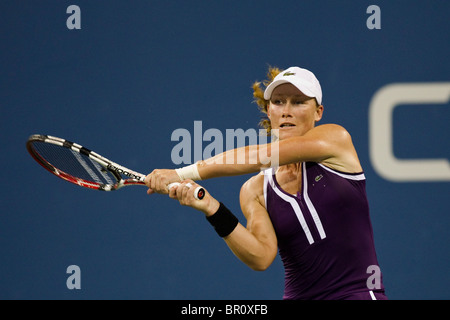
[31,141,118,186]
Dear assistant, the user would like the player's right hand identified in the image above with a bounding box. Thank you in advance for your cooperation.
[145,169,180,195]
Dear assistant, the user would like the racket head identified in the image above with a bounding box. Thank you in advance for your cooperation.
[26,134,145,191]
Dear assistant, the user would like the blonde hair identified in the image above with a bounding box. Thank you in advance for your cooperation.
[252,66,282,134]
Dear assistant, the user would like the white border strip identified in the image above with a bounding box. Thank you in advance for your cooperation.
[302,164,326,240]
[318,163,365,181]
[263,169,270,210]
[268,173,314,245]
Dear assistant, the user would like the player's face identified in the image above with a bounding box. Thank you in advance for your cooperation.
[267,83,323,140]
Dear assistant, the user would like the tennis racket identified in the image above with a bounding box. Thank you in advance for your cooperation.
[26,134,205,200]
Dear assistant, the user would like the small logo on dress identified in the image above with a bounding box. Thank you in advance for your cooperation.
[315,174,323,182]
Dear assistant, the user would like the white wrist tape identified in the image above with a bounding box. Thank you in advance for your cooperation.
[175,163,202,181]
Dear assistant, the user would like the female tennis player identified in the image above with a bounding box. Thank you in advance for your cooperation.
[145,66,387,300]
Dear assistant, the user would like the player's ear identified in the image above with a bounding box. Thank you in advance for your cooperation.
[315,104,324,122]
[266,103,272,120]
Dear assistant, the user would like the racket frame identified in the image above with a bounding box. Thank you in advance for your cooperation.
[26,134,146,191]
[27,134,205,199]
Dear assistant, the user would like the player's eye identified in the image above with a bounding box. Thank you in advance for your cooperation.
[271,99,284,105]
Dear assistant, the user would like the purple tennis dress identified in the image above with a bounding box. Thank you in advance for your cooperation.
[264,162,387,300]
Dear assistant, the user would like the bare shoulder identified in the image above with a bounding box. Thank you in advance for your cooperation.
[306,123,353,142]
[308,124,363,173]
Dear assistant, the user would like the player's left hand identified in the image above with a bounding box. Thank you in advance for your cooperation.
[145,169,180,195]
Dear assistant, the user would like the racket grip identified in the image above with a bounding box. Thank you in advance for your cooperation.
[167,182,205,200]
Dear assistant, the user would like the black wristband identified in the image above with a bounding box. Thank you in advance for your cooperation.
[206,202,239,238]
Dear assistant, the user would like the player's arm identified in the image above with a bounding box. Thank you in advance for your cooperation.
[145,124,361,192]
[170,178,277,271]
[223,177,277,271]
[198,123,361,177]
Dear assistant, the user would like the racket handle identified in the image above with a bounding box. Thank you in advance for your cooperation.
[167,182,205,200]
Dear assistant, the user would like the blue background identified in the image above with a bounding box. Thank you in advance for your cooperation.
[1,0,449,299]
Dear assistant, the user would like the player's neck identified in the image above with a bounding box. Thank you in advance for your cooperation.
[276,162,302,176]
